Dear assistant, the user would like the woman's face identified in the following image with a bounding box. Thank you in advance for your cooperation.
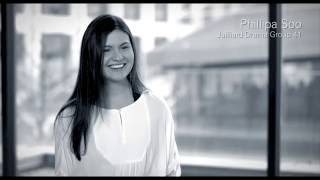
[102,29,134,82]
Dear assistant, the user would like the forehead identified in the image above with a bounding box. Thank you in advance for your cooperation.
[105,29,130,45]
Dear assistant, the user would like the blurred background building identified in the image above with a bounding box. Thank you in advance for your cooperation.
[0,3,319,176]
[147,4,320,176]
[10,3,239,163]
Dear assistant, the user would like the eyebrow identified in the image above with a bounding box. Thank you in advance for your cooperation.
[104,42,130,48]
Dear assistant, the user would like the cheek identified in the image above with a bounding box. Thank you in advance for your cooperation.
[102,54,111,64]
[126,52,135,72]
[126,50,135,62]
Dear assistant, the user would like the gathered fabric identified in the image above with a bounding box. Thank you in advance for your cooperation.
[54,90,181,176]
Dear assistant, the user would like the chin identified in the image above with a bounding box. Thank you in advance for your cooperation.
[110,77,128,82]
[104,73,130,83]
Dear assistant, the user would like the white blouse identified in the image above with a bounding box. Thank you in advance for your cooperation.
[54,90,181,176]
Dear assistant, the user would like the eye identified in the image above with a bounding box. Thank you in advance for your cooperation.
[121,46,129,50]
[104,48,111,52]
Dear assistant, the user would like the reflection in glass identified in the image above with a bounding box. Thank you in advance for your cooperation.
[41,4,70,16]
[281,4,320,176]
[154,37,168,47]
[147,4,269,176]
[10,3,294,176]
[15,4,75,176]
[87,4,108,18]
[155,4,167,22]
[124,4,140,20]
[15,4,24,14]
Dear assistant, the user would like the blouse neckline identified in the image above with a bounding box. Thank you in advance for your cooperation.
[94,90,147,112]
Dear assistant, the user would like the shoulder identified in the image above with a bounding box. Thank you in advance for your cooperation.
[54,105,75,136]
[143,89,172,116]
[143,90,169,110]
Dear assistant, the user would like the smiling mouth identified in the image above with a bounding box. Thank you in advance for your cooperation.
[108,63,126,69]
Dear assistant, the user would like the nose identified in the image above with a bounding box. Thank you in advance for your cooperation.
[112,49,123,61]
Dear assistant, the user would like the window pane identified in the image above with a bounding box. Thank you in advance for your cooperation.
[124,4,140,20]
[203,5,213,24]
[41,34,71,97]
[281,4,320,176]
[147,4,268,176]
[180,4,192,24]
[155,4,167,22]
[87,4,108,18]
[41,34,70,60]
[42,4,70,16]
[154,37,168,47]
[15,4,75,176]
[15,4,24,14]
[133,36,141,64]
[12,3,271,176]
[15,33,25,62]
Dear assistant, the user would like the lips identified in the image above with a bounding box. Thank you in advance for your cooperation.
[108,63,126,69]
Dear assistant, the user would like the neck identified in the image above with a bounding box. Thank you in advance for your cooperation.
[105,79,132,95]
[99,79,134,109]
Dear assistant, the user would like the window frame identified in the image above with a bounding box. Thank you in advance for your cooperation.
[0,3,305,177]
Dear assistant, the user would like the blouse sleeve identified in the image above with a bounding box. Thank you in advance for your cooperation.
[164,103,182,176]
[54,109,74,176]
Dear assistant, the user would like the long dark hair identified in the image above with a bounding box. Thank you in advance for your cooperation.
[55,14,146,161]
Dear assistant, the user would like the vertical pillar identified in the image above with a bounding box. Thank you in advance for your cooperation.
[1,3,17,176]
[268,3,282,177]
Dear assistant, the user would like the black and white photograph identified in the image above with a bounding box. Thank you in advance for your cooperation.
[1,3,320,177]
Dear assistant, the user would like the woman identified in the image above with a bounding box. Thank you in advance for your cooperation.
[54,14,181,176]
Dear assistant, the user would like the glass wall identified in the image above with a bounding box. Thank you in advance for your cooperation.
[6,3,320,176]
[124,4,140,20]
[14,4,78,176]
[146,4,269,176]
[87,4,108,18]
[12,3,269,176]
[281,4,320,176]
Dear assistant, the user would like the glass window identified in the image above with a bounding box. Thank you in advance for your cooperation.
[180,4,192,24]
[203,5,213,24]
[281,4,320,176]
[133,36,141,60]
[41,34,70,60]
[147,4,269,176]
[87,4,108,18]
[9,3,320,176]
[40,34,71,103]
[15,4,24,14]
[14,4,76,176]
[155,4,168,22]
[15,26,71,175]
[224,4,231,11]
[42,4,70,16]
[182,4,191,11]
[15,33,25,62]
[154,37,168,47]
[124,4,140,20]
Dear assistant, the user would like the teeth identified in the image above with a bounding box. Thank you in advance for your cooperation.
[109,64,125,69]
